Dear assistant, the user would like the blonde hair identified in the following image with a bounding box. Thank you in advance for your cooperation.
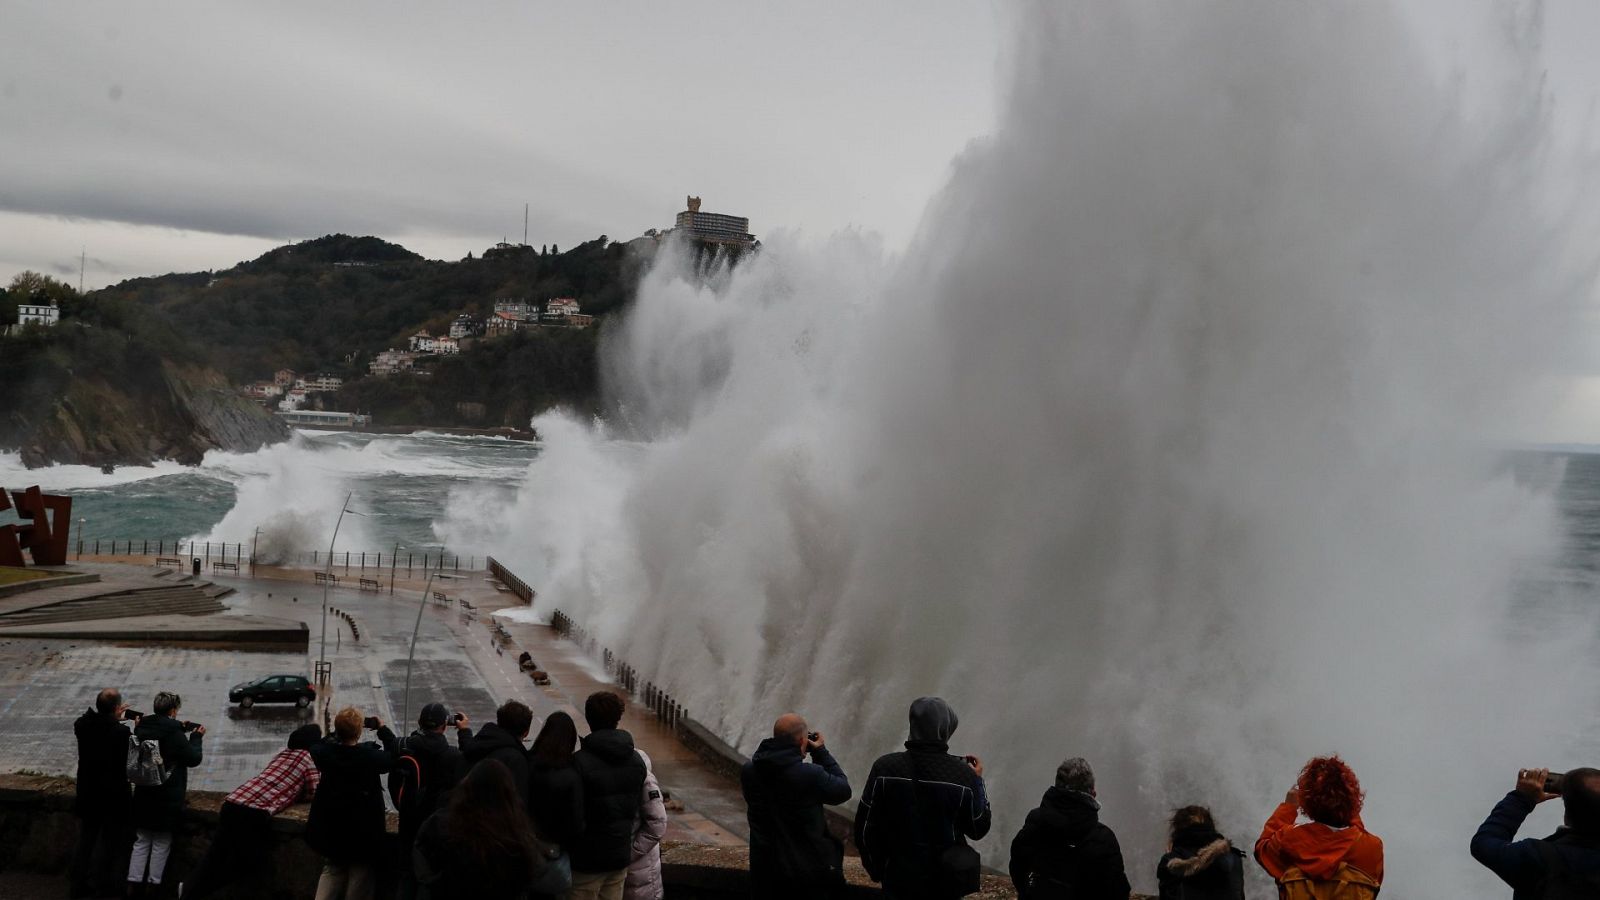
[333,707,363,742]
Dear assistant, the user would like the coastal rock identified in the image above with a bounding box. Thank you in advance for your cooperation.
[5,363,288,469]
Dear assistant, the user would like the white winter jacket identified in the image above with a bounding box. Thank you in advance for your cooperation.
[623,749,668,900]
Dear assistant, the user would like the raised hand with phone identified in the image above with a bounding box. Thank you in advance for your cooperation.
[1472,766,1600,896]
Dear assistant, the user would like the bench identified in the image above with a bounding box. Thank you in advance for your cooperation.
[211,561,238,573]
[155,556,183,566]
[432,591,448,603]
[358,578,380,592]
[314,572,337,585]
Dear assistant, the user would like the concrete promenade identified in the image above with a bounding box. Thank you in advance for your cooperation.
[3,553,748,846]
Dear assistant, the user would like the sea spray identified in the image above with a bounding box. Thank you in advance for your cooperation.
[1,431,537,555]
[473,2,1600,895]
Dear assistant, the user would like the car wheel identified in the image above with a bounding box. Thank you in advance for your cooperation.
[240,696,254,708]
[296,694,311,708]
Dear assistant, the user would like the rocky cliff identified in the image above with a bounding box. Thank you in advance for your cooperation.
[4,362,288,468]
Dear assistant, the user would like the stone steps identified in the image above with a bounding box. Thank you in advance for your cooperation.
[0,585,224,626]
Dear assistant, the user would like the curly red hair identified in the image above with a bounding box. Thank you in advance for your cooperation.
[1297,755,1363,827]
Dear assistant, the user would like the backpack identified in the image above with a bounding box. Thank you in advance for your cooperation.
[125,733,167,787]
[1534,840,1600,900]
[388,740,444,827]
[1276,863,1379,900]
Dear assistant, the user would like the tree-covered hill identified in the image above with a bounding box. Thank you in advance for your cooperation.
[0,272,286,467]
[95,233,647,387]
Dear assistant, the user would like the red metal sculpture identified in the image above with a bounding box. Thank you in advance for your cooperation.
[0,486,72,567]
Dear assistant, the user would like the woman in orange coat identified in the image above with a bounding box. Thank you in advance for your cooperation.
[1255,756,1383,897]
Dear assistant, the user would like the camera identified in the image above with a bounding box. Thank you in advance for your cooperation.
[807,731,819,742]
[363,716,381,730]
[1545,771,1568,795]
[181,720,200,732]
[452,712,465,725]
[123,709,144,721]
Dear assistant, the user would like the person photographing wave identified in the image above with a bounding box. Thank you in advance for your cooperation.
[1471,766,1600,898]
[855,697,991,899]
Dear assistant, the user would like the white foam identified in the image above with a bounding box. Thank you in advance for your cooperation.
[458,4,1600,896]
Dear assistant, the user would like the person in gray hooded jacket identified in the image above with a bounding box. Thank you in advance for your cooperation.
[854,697,991,899]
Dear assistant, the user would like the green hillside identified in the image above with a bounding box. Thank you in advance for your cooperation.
[92,233,652,427]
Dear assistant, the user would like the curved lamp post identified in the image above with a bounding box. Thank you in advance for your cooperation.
[399,560,440,731]
[318,492,359,679]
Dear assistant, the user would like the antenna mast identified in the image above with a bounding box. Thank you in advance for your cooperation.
[524,203,529,246]
[79,247,85,294]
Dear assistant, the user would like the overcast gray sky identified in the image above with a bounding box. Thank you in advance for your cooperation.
[0,1,1000,288]
[11,2,1600,437]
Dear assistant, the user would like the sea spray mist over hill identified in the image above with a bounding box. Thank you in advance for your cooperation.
[446,3,1600,894]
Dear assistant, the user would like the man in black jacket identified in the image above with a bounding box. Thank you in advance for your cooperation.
[570,691,646,900]
[743,712,852,899]
[71,688,134,899]
[855,697,992,899]
[460,699,531,802]
[1009,757,1130,900]
[390,702,468,900]
[1470,765,1600,898]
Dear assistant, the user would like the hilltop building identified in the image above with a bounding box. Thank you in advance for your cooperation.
[300,374,343,392]
[486,311,525,335]
[449,314,479,339]
[369,349,420,376]
[493,299,538,321]
[674,196,755,248]
[544,298,580,319]
[13,301,60,330]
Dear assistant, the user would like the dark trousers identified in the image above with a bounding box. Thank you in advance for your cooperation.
[182,801,274,899]
[71,811,131,899]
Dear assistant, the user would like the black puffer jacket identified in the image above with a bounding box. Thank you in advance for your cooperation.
[306,729,397,863]
[570,728,646,873]
[854,744,992,894]
[528,759,585,849]
[1156,825,1245,900]
[73,708,132,818]
[1008,787,1130,900]
[742,737,852,886]
[131,715,203,832]
[389,729,465,850]
[855,698,991,898]
[462,723,530,803]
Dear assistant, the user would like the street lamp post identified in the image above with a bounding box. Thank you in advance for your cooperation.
[318,492,357,680]
[399,567,439,730]
[251,526,261,578]
[389,542,400,596]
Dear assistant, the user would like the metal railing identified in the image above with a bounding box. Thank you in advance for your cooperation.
[73,539,484,574]
[550,609,687,734]
[486,556,535,604]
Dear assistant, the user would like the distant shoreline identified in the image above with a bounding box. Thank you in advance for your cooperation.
[292,424,539,441]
